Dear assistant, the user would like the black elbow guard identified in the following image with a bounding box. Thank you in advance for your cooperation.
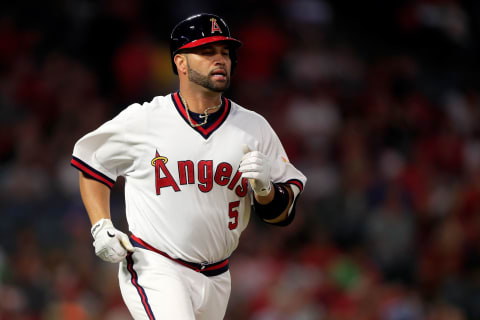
[264,192,300,227]
[268,207,296,226]
[253,183,290,222]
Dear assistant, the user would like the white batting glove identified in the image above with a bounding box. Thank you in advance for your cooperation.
[91,218,134,263]
[239,145,272,197]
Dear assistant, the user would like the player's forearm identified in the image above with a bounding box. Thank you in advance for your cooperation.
[78,172,112,225]
[255,184,293,223]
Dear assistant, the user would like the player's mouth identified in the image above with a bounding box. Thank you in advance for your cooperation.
[211,69,227,81]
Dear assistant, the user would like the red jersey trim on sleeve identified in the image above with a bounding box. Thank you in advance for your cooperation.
[286,179,304,192]
[71,156,115,189]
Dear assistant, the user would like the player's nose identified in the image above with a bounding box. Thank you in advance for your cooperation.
[213,53,227,65]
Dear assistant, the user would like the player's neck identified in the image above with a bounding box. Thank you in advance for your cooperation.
[178,87,222,114]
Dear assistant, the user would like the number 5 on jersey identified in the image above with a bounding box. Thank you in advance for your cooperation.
[228,201,239,230]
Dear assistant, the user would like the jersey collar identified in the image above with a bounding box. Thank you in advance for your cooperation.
[171,91,231,139]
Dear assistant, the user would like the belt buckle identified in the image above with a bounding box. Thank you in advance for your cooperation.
[200,261,209,270]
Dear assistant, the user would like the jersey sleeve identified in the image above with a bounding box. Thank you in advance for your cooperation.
[258,117,307,217]
[71,103,145,188]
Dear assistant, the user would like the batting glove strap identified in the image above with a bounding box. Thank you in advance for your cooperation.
[253,183,290,220]
[91,218,114,238]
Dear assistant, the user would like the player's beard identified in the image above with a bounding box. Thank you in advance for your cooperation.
[187,64,230,93]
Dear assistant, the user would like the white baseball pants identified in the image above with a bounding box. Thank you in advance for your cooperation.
[118,248,231,320]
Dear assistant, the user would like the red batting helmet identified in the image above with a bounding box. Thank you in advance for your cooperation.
[170,13,242,74]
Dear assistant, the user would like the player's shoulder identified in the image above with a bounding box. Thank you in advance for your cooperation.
[228,99,269,124]
[118,94,172,117]
[150,94,174,109]
[132,94,172,111]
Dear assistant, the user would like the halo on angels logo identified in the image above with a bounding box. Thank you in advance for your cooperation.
[151,155,168,166]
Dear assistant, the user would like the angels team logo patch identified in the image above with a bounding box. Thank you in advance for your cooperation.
[210,18,222,34]
[151,150,248,197]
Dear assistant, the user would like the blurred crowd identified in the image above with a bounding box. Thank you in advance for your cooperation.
[1,0,480,319]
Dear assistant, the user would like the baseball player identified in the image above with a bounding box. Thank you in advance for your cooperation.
[71,13,306,320]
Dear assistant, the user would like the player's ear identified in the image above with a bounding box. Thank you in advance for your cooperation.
[174,54,188,75]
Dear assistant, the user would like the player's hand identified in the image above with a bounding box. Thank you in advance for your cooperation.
[239,145,272,197]
[91,218,134,263]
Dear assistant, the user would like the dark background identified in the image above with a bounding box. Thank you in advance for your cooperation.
[1,0,480,319]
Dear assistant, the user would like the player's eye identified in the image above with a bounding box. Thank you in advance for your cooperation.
[200,48,214,55]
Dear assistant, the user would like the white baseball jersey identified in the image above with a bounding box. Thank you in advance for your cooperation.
[72,92,306,264]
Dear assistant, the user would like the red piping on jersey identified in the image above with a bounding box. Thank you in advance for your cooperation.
[71,157,115,189]
[172,92,230,136]
[286,179,304,192]
[130,234,229,274]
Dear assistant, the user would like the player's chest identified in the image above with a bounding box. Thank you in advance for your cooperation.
[130,119,253,197]
[143,112,252,165]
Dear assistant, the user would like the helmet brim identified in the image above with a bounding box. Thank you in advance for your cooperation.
[177,36,242,51]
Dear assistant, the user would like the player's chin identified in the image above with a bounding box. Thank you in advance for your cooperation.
[209,79,230,92]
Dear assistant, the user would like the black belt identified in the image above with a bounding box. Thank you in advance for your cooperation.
[130,235,229,277]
